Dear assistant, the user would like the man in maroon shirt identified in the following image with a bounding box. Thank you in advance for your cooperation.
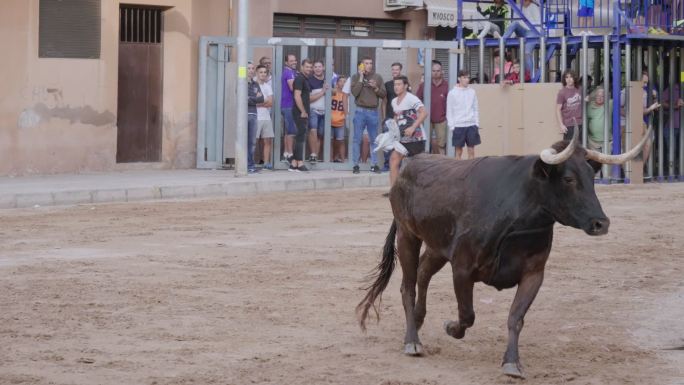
[416,60,449,154]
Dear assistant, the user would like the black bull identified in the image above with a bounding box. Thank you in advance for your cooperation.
[356,127,651,379]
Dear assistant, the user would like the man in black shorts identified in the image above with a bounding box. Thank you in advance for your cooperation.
[389,76,427,186]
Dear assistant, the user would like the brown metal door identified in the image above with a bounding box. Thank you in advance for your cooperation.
[116,7,163,163]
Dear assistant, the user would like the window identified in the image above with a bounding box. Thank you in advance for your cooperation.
[273,14,405,39]
[119,6,163,44]
[39,0,101,59]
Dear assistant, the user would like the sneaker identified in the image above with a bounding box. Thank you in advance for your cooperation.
[352,165,360,174]
[370,165,381,174]
[382,165,390,172]
[333,159,343,163]
[308,154,318,162]
[297,165,310,172]
[248,168,258,174]
[288,164,298,172]
[263,163,273,170]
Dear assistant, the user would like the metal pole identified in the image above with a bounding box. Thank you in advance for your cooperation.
[668,46,675,180]
[324,44,334,163]
[602,35,610,181]
[647,45,655,179]
[424,48,433,153]
[520,37,525,85]
[235,0,248,176]
[499,37,505,85]
[680,47,684,181]
[479,38,485,84]
[540,36,546,83]
[611,35,622,180]
[459,38,465,75]
[582,34,588,147]
[273,45,283,168]
[348,47,358,164]
[561,36,567,75]
[657,45,665,181]
[197,37,208,167]
[625,41,632,183]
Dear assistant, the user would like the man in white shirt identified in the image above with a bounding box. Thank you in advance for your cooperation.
[447,70,481,160]
[256,65,274,169]
[388,75,427,186]
[502,0,541,78]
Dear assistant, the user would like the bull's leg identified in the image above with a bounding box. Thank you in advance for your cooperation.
[396,226,423,356]
[415,249,448,331]
[501,269,545,379]
[444,266,475,339]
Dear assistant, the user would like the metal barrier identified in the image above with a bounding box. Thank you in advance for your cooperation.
[197,34,684,182]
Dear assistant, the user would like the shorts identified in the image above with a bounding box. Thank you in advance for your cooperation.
[429,121,448,148]
[578,6,594,17]
[256,120,274,139]
[587,138,611,152]
[281,107,297,135]
[395,140,426,157]
[309,111,326,136]
[452,125,481,148]
[563,124,582,141]
[332,126,345,141]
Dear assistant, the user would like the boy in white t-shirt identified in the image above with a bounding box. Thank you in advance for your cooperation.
[389,75,427,186]
[447,70,481,160]
[256,65,274,169]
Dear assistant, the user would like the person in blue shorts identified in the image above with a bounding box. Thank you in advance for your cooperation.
[577,0,595,35]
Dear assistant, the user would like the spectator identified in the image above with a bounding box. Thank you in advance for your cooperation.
[619,70,660,163]
[503,59,531,84]
[577,0,596,36]
[258,56,273,87]
[389,76,428,186]
[556,70,582,141]
[247,62,264,173]
[255,64,274,170]
[475,0,508,38]
[307,60,329,162]
[586,88,612,152]
[502,0,541,78]
[416,60,449,155]
[331,76,348,162]
[343,75,372,164]
[281,54,298,163]
[491,48,513,83]
[291,59,313,172]
[351,57,386,174]
[382,62,406,171]
[447,70,481,160]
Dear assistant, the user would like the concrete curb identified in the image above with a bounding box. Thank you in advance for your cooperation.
[0,173,389,209]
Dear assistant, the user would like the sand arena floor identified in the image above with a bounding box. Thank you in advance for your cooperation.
[0,184,683,385]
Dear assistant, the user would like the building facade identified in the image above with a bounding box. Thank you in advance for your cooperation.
[1,0,436,176]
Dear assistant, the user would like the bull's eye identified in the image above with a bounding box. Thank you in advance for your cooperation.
[563,176,576,185]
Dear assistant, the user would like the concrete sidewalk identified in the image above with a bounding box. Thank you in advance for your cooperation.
[0,168,389,209]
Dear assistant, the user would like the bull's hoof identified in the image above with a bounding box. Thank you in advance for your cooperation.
[502,362,525,379]
[403,342,424,356]
[443,320,466,339]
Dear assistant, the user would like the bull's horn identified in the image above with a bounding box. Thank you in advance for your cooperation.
[585,125,653,164]
[540,121,579,165]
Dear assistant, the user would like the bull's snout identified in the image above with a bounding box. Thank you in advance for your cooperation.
[585,217,610,236]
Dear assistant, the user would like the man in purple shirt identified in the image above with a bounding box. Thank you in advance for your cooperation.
[416,60,449,155]
[281,54,298,162]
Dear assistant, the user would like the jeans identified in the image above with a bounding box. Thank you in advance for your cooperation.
[503,21,537,76]
[353,108,379,166]
[247,113,257,169]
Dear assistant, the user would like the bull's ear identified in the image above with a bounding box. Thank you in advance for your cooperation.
[533,158,553,181]
[587,159,602,174]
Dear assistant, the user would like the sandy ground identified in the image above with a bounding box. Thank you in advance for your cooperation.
[0,183,683,385]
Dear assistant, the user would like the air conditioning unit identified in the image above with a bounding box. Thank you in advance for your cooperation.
[385,0,423,11]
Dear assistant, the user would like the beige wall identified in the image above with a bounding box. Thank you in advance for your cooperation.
[0,0,229,176]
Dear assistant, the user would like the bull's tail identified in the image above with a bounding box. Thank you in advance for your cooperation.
[356,220,397,331]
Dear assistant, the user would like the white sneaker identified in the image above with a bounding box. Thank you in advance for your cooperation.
[585,30,596,36]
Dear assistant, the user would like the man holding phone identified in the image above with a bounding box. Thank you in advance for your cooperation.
[350,57,386,174]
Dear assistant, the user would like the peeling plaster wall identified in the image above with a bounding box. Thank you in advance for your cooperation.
[0,0,229,176]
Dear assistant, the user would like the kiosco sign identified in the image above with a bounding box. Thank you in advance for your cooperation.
[427,9,457,27]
